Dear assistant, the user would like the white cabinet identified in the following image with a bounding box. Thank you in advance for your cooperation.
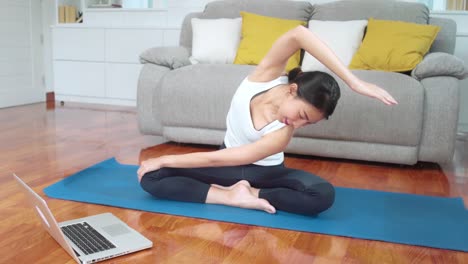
[54,61,106,97]
[53,28,105,61]
[105,29,164,63]
[52,25,170,106]
[49,0,199,106]
[84,9,167,27]
[106,63,142,100]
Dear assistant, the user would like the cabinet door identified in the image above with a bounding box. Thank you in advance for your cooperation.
[54,61,106,97]
[164,30,180,46]
[105,29,163,63]
[106,63,142,100]
[52,27,105,61]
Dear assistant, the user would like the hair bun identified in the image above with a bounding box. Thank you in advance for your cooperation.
[288,67,303,83]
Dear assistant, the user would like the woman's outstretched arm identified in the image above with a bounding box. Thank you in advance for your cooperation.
[250,25,398,105]
[137,126,294,181]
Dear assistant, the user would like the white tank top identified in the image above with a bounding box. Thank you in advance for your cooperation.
[224,76,288,166]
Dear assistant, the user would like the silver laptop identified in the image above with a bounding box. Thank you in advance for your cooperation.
[13,174,153,264]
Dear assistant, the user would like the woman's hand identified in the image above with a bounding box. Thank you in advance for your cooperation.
[137,157,166,182]
[351,79,398,106]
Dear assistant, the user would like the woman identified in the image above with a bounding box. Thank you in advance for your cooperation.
[137,25,397,216]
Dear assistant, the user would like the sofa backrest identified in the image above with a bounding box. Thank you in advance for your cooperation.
[310,0,456,54]
[429,17,456,54]
[180,0,313,53]
[180,0,456,55]
[311,0,430,24]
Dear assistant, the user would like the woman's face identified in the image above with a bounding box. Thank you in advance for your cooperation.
[277,96,325,129]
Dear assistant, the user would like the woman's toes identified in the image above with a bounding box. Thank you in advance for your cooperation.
[260,199,276,214]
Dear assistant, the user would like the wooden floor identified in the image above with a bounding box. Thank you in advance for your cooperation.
[1,102,467,264]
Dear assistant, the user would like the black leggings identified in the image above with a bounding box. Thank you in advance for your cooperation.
[140,149,335,216]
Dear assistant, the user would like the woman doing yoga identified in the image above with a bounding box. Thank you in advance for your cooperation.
[137,25,397,216]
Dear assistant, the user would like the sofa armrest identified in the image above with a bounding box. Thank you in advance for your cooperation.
[139,46,191,69]
[411,52,468,80]
[137,64,171,135]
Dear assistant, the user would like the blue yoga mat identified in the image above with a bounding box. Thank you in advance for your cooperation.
[44,158,468,252]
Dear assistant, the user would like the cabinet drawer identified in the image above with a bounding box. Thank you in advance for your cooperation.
[105,29,163,63]
[106,63,142,100]
[52,28,105,61]
[54,61,106,97]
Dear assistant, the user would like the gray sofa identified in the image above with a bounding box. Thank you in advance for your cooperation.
[137,0,467,165]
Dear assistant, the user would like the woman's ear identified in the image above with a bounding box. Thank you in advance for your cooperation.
[289,83,298,96]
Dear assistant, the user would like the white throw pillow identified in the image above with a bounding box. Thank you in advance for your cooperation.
[191,18,242,64]
[301,20,368,73]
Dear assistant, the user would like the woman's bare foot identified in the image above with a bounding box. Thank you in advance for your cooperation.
[211,181,247,191]
[207,180,276,214]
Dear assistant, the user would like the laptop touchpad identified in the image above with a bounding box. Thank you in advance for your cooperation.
[102,224,131,237]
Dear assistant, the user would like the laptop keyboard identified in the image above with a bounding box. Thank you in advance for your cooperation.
[61,222,116,255]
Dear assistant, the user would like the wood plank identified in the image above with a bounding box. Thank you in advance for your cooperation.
[0,102,466,263]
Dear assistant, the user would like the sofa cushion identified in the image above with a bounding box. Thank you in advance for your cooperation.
[190,18,242,64]
[302,19,368,72]
[234,12,305,72]
[180,0,313,52]
[159,65,424,147]
[349,18,440,72]
[311,0,429,24]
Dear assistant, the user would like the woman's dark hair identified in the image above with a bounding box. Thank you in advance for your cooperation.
[288,67,340,119]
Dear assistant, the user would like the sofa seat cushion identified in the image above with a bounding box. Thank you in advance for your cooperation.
[158,66,424,147]
[311,0,429,24]
[158,64,254,130]
[294,70,424,146]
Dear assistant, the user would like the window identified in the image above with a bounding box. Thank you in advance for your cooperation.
[445,0,468,10]
[418,0,468,11]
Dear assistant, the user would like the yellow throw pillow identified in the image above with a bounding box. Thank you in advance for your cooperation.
[234,12,305,72]
[349,18,440,72]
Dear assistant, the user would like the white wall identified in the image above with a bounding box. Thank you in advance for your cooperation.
[0,0,45,108]
[42,0,55,93]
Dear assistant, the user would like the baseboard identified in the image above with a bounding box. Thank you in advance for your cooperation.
[46,92,55,102]
[55,94,136,107]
